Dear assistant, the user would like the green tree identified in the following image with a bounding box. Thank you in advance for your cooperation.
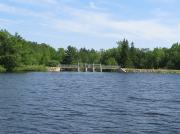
[105,57,118,65]
[57,48,65,64]
[63,46,78,64]
[0,55,19,71]
[47,60,59,67]
[117,39,132,67]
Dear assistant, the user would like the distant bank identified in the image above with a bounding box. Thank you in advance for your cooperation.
[48,66,180,74]
[0,65,180,74]
[125,68,180,74]
[1,30,180,73]
[0,65,47,73]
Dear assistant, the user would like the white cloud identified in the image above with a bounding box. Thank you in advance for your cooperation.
[47,6,180,42]
[0,3,54,19]
[0,3,17,14]
[0,3,33,15]
[1,1,180,48]
[89,1,101,10]
[0,18,15,25]
[147,0,177,4]
[12,0,58,5]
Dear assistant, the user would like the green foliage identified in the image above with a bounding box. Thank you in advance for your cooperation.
[0,55,19,71]
[105,57,118,65]
[1,29,180,71]
[57,48,65,63]
[47,60,59,67]
[0,29,58,72]
[118,39,130,67]
[14,65,47,72]
[62,46,78,64]
[0,65,6,72]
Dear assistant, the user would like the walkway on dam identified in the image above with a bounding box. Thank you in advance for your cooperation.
[57,63,126,73]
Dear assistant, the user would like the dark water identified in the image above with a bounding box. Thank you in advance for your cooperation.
[0,72,180,134]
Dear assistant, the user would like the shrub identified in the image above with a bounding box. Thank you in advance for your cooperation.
[0,55,19,72]
[47,60,59,67]
[0,65,6,72]
[14,65,47,72]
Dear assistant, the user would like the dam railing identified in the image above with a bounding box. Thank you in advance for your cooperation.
[58,63,126,73]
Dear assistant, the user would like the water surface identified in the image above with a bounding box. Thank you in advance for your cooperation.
[0,72,180,134]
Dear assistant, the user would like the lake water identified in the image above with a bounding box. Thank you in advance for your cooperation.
[0,72,180,134]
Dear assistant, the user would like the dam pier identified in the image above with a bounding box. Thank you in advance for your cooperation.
[49,63,126,73]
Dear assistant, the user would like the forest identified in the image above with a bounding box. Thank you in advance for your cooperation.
[0,29,180,72]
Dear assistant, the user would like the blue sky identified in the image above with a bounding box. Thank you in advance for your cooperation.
[0,0,180,50]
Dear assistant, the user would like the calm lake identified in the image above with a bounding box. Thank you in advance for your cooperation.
[0,72,180,134]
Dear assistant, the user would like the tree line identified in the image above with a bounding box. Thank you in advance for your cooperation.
[0,29,180,71]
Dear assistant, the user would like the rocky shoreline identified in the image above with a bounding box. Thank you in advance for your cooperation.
[47,67,180,74]
[125,68,180,74]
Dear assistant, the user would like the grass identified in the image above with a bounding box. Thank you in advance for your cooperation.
[14,65,48,72]
[0,65,6,73]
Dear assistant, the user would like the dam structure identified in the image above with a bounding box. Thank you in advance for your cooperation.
[49,63,126,73]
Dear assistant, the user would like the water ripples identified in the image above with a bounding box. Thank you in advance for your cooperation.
[0,72,180,133]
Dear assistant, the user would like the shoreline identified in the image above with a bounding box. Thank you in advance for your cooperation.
[124,68,180,74]
[0,66,180,74]
[48,67,180,74]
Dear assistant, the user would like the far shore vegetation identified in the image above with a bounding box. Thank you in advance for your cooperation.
[0,65,6,72]
[0,29,180,73]
[14,65,48,72]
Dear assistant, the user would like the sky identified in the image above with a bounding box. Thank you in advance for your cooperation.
[0,0,180,50]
